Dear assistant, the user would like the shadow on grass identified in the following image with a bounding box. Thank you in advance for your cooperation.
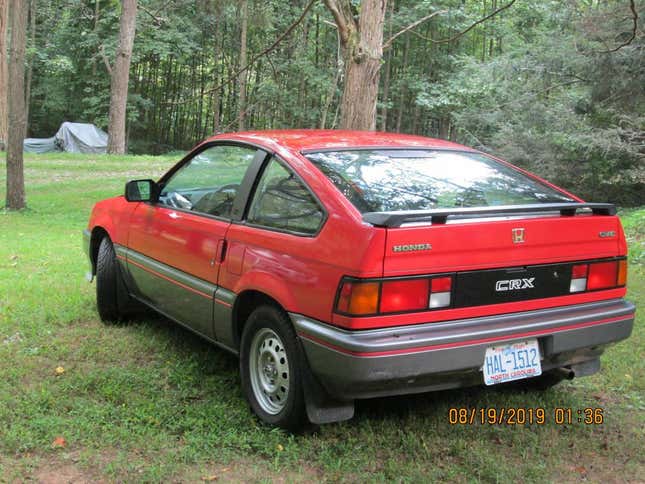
[119,309,579,431]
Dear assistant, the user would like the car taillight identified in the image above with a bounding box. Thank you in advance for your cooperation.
[336,275,453,316]
[429,277,452,308]
[617,259,627,286]
[336,281,379,315]
[587,261,618,290]
[569,259,626,293]
[569,264,588,292]
[380,279,429,313]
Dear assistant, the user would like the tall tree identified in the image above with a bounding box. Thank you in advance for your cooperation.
[106,0,137,154]
[0,0,8,150]
[237,0,248,131]
[324,0,386,131]
[6,0,28,209]
[24,0,36,132]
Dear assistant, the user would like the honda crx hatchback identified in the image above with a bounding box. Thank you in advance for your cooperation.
[83,130,635,429]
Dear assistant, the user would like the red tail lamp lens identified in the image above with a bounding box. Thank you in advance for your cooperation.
[431,277,452,293]
[571,264,589,279]
[380,279,430,313]
[587,261,618,290]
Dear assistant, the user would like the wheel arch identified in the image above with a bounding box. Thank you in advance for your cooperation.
[89,226,111,276]
[231,289,291,350]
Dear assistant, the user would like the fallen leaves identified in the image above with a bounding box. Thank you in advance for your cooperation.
[55,366,65,376]
[201,475,218,482]
[570,465,588,480]
[51,436,66,449]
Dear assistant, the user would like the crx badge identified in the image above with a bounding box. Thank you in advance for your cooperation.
[495,278,535,292]
[512,228,525,244]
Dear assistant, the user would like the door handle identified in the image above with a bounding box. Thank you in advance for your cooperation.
[215,239,228,263]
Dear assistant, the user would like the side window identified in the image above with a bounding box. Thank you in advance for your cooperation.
[159,145,257,218]
[248,158,324,235]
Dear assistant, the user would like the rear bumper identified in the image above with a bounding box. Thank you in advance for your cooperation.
[291,299,635,400]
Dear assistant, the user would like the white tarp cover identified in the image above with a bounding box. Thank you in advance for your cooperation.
[24,122,108,154]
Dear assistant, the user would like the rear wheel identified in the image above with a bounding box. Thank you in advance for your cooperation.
[96,236,134,322]
[240,305,306,430]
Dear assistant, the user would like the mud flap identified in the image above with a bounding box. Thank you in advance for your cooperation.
[569,358,601,377]
[298,340,354,424]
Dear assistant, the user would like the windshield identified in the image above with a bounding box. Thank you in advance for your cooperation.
[305,149,574,213]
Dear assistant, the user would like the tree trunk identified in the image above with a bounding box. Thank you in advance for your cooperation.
[0,0,9,150]
[379,0,394,131]
[211,0,221,134]
[237,0,248,131]
[324,0,386,131]
[91,0,100,77]
[395,33,410,133]
[6,0,28,210]
[107,0,137,154]
[24,0,36,133]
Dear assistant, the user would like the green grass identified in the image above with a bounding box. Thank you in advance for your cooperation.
[0,152,643,482]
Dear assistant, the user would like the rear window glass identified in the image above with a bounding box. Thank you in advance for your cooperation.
[305,150,573,213]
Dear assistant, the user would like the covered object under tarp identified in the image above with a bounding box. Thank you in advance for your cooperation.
[24,122,108,154]
[23,136,58,153]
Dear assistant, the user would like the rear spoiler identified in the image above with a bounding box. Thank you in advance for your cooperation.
[362,203,617,227]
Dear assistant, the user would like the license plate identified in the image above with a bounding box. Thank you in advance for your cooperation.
[482,339,542,385]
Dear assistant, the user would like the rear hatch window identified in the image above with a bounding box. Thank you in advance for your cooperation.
[305,149,573,212]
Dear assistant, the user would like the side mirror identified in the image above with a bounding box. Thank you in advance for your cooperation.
[125,179,159,202]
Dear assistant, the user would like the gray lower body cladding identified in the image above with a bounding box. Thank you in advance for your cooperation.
[291,299,635,400]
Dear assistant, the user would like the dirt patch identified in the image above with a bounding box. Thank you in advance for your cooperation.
[25,449,119,484]
[178,457,322,483]
[34,463,99,484]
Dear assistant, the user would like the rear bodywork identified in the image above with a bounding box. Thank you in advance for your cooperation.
[84,130,635,422]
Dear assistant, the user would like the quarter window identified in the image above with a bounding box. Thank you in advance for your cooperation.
[248,158,324,235]
[159,145,257,218]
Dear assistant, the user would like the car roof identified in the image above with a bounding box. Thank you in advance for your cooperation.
[207,129,473,153]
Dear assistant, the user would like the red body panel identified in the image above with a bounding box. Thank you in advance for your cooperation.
[383,216,622,276]
[127,203,227,284]
[89,196,136,246]
[86,130,629,334]
[221,214,386,323]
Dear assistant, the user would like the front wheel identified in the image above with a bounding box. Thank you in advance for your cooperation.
[95,236,136,322]
[240,305,306,430]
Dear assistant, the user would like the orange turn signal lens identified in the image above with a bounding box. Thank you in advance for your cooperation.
[617,259,627,286]
[336,281,380,315]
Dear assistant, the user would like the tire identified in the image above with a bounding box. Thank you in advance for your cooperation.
[95,236,133,322]
[240,305,307,430]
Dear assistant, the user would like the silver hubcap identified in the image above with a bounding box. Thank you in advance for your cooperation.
[249,328,290,415]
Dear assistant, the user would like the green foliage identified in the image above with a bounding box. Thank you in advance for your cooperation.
[422,1,644,205]
[24,1,643,202]
[620,208,645,266]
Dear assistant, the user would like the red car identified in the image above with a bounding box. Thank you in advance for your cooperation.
[83,130,635,429]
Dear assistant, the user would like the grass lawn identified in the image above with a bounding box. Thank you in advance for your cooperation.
[0,153,643,482]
